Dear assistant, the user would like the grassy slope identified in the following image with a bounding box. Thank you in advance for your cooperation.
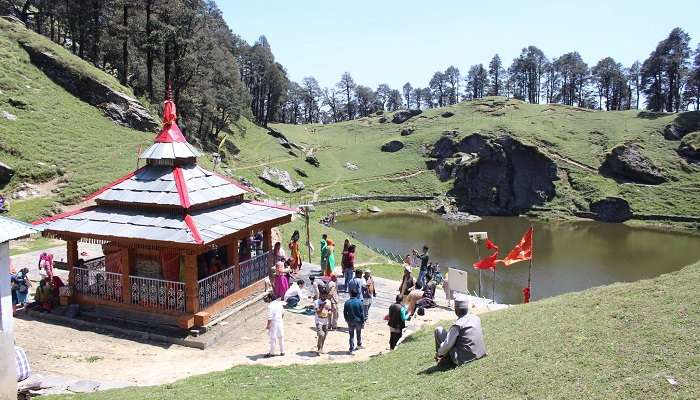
[0,19,153,221]
[53,261,700,400]
[220,99,700,220]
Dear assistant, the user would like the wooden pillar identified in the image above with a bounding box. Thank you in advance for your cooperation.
[227,240,240,291]
[263,227,272,253]
[120,248,134,303]
[184,254,199,314]
[66,239,78,288]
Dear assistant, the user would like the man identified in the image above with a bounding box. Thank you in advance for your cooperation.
[434,296,487,367]
[398,264,414,296]
[264,294,285,358]
[309,275,323,300]
[362,269,376,321]
[414,245,430,288]
[347,269,365,299]
[283,279,305,308]
[313,288,331,354]
[327,275,339,330]
[343,288,365,354]
[387,294,409,350]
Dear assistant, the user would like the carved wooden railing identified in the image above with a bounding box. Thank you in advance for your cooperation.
[240,251,270,289]
[197,265,237,309]
[130,275,185,312]
[73,266,123,303]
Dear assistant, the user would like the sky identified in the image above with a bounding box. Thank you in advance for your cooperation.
[219,0,700,90]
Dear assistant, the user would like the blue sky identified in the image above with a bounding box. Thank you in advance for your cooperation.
[219,0,699,90]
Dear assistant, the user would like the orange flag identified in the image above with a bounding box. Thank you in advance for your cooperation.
[500,227,533,267]
[473,239,499,270]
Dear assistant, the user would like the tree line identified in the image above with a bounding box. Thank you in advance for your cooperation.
[4,1,700,130]
[279,27,700,124]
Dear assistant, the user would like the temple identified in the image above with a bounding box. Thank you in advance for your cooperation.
[35,94,293,329]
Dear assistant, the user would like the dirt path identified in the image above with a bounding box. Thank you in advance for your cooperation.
[13,266,462,388]
[546,151,597,172]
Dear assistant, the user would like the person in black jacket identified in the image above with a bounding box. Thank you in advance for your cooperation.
[387,294,410,350]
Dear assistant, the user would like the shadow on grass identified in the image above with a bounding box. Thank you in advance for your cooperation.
[636,111,668,120]
[417,363,455,375]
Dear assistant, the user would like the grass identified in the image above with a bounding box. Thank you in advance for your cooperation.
[9,236,60,256]
[49,261,700,399]
[362,263,417,281]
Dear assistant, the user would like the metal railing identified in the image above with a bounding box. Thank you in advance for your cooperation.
[240,251,270,289]
[130,275,185,312]
[82,256,106,270]
[198,265,237,309]
[73,266,123,303]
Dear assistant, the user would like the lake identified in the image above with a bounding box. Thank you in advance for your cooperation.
[334,213,700,304]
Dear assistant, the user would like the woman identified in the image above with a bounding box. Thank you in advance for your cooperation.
[15,268,31,307]
[319,235,329,274]
[325,239,336,277]
[288,230,302,273]
[273,242,287,264]
[342,245,356,292]
[398,265,414,297]
[10,268,19,314]
[273,261,290,299]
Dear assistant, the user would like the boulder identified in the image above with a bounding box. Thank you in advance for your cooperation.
[429,136,456,158]
[294,168,308,177]
[381,140,404,152]
[0,161,14,186]
[378,116,388,123]
[678,132,700,161]
[344,162,359,171]
[259,167,305,193]
[441,212,482,223]
[391,109,422,124]
[441,111,455,118]
[431,133,559,215]
[305,155,320,167]
[400,127,414,136]
[1,110,17,120]
[430,196,458,214]
[663,113,700,140]
[599,143,666,184]
[20,43,158,132]
[590,197,632,223]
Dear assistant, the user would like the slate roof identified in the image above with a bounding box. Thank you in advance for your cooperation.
[0,215,42,243]
[38,202,292,245]
[95,164,248,208]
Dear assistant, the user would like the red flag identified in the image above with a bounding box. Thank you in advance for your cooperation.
[473,239,499,270]
[500,227,533,267]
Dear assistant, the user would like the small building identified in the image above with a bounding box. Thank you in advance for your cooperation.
[35,96,293,329]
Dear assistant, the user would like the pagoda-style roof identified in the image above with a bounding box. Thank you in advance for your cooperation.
[35,95,294,249]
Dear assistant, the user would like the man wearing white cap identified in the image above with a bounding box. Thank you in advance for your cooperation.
[434,295,487,366]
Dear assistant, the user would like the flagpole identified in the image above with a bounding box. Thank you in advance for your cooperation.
[527,225,534,301]
[475,239,481,298]
[492,267,496,303]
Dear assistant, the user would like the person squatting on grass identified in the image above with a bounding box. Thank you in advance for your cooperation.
[344,288,365,354]
[387,294,410,350]
[434,296,487,367]
[265,294,285,358]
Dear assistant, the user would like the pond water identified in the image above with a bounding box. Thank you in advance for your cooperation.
[334,213,700,304]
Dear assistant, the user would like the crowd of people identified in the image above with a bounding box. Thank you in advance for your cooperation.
[9,252,66,315]
[264,234,487,367]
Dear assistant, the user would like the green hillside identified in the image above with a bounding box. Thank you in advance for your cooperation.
[51,260,700,400]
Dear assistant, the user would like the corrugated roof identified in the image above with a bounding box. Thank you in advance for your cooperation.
[38,202,292,245]
[140,141,200,160]
[0,216,42,242]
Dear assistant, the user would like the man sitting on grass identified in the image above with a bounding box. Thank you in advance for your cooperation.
[434,296,487,367]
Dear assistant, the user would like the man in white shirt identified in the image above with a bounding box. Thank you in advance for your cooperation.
[434,296,487,366]
[265,294,285,357]
[283,279,305,308]
[313,288,331,354]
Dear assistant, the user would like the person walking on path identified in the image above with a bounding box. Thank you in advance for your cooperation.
[327,275,339,330]
[362,269,376,322]
[289,230,302,273]
[313,288,331,354]
[341,244,356,292]
[320,234,329,273]
[413,245,430,288]
[388,294,410,350]
[347,269,365,300]
[325,239,336,277]
[265,294,285,357]
[343,288,365,354]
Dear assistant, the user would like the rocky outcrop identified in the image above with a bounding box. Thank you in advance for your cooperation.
[599,143,666,184]
[391,109,422,123]
[441,111,455,118]
[663,113,700,140]
[400,127,414,136]
[381,140,404,152]
[428,133,559,215]
[0,161,14,186]
[430,196,458,214]
[20,44,158,132]
[589,197,632,222]
[260,167,304,193]
[678,132,700,161]
[305,155,320,167]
